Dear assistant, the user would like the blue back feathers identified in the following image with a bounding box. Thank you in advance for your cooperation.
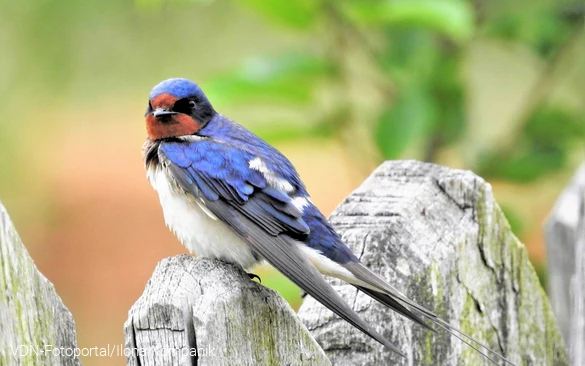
[149,78,208,101]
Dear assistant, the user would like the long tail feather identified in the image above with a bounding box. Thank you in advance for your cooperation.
[430,318,514,366]
[344,262,438,318]
[344,262,515,365]
[356,284,514,365]
[354,285,435,332]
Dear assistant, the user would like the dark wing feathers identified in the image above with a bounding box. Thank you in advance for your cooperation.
[186,166,219,200]
[262,186,291,203]
[168,164,201,197]
[354,285,435,332]
[231,200,282,236]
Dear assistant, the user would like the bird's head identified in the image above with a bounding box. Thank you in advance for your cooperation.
[145,78,215,140]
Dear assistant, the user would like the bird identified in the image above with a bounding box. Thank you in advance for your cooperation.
[142,78,512,364]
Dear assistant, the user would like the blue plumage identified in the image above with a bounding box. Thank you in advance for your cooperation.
[149,78,208,100]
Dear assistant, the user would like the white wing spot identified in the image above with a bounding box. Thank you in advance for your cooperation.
[249,157,295,193]
[249,157,265,171]
[291,196,310,211]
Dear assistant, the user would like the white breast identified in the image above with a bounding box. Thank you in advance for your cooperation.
[148,168,258,269]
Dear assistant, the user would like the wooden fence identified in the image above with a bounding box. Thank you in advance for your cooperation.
[2,160,581,365]
[546,162,585,366]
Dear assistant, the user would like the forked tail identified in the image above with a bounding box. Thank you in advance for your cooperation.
[345,262,515,366]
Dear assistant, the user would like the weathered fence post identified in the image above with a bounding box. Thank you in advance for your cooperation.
[298,160,567,365]
[123,255,329,366]
[545,162,585,366]
[126,160,568,365]
[0,203,80,366]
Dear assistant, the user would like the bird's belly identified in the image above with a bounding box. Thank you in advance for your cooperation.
[150,169,258,269]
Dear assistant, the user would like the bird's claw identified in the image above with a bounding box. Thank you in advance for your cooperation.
[247,273,261,283]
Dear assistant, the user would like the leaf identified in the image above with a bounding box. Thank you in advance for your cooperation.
[203,54,332,106]
[380,30,438,77]
[342,0,474,43]
[482,5,575,57]
[524,106,584,144]
[238,0,318,29]
[431,57,466,144]
[477,144,566,182]
[375,84,437,159]
[478,105,582,182]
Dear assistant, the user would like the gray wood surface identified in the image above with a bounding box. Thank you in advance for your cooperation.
[546,162,585,366]
[124,255,329,366]
[0,203,80,366]
[298,160,567,365]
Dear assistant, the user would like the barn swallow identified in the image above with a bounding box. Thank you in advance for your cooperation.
[142,78,511,364]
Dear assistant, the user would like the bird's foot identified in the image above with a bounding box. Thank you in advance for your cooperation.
[247,273,261,283]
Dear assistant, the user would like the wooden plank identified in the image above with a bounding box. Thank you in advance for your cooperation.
[124,255,329,366]
[0,203,80,366]
[298,160,567,365]
[546,162,585,365]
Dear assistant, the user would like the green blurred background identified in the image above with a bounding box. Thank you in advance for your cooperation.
[1,0,584,364]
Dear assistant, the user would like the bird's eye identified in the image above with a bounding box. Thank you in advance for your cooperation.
[172,98,195,114]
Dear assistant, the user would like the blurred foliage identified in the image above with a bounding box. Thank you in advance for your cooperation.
[205,55,333,105]
[193,0,585,184]
[478,106,584,182]
[341,0,474,43]
[2,0,583,189]
[239,0,319,29]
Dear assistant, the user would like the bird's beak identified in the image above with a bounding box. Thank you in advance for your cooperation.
[152,108,178,118]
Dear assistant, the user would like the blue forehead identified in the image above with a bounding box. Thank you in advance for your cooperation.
[149,78,204,100]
